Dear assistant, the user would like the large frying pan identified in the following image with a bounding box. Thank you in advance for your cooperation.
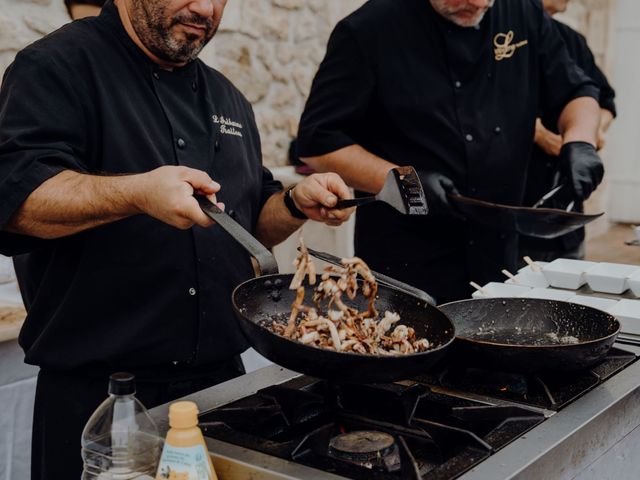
[197,197,455,383]
[439,297,620,373]
[233,274,454,383]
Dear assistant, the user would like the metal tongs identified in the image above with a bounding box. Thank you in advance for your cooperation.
[531,184,575,212]
[334,166,428,215]
[305,247,436,305]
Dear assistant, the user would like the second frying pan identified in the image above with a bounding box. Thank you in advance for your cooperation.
[439,297,620,373]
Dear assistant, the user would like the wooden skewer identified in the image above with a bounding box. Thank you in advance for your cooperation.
[523,256,542,272]
[501,269,517,281]
[469,281,486,294]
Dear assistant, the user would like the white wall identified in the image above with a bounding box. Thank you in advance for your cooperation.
[608,0,640,223]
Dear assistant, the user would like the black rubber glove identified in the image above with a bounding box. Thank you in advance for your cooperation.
[560,141,604,201]
[418,171,463,219]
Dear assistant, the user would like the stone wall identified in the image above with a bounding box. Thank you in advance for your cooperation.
[0,0,69,74]
[558,0,614,71]
[0,0,615,172]
[0,0,366,167]
[200,0,366,166]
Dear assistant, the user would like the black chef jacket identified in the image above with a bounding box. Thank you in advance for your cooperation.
[297,0,598,303]
[0,1,282,371]
[521,18,616,256]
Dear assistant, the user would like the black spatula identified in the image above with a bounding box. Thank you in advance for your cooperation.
[334,166,428,215]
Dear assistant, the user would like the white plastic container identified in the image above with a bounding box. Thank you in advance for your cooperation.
[471,282,532,299]
[608,299,640,335]
[506,272,549,288]
[567,295,619,312]
[517,261,548,275]
[542,259,598,290]
[81,373,161,480]
[627,269,640,298]
[519,287,575,301]
[584,262,639,294]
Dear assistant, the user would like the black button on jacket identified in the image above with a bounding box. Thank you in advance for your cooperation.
[0,1,282,371]
[297,0,598,302]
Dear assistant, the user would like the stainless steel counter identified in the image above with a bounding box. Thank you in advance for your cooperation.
[459,342,640,480]
[148,342,640,480]
[149,366,334,480]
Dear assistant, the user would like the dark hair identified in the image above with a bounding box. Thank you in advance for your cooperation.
[64,0,106,16]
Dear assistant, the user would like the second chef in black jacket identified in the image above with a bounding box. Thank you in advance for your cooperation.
[298,0,604,303]
[521,0,616,262]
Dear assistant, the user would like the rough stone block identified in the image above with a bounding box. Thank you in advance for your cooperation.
[272,0,304,10]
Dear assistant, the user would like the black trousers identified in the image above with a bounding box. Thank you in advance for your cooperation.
[31,357,245,480]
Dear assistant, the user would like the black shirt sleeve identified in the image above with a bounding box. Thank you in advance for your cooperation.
[536,8,600,121]
[297,20,376,157]
[0,232,48,257]
[0,49,91,254]
[566,28,616,116]
[592,62,616,116]
[0,49,89,231]
[259,166,283,207]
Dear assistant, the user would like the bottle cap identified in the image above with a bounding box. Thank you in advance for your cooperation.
[108,372,136,396]
[168,401,199,429]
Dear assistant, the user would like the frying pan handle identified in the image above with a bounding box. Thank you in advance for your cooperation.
[335,197,376,209]
[306,247,436,306]
[196,196,279,276]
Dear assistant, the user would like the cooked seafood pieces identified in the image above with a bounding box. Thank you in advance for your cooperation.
[269,239,431,355]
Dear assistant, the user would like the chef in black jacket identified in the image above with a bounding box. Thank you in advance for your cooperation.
[520,0,616,262]
[298,0,604,303]
[0,1,352,478]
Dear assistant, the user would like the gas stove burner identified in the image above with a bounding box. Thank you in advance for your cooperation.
[411,347,639,410]
[330,430,395,456]
[328,430,400,471]
[199,378,552,478]
[446,368,530,396]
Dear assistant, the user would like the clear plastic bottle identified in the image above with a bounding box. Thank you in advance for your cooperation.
[81,372,162,480]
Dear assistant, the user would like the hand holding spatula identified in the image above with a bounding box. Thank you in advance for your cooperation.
[334,166,428,215]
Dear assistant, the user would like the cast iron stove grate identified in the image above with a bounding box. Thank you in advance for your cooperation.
[200,377,543,479]
[415,346,637,411]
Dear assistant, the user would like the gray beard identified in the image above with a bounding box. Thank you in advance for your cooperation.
[449,10,488,28]
[130,0,215,64]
